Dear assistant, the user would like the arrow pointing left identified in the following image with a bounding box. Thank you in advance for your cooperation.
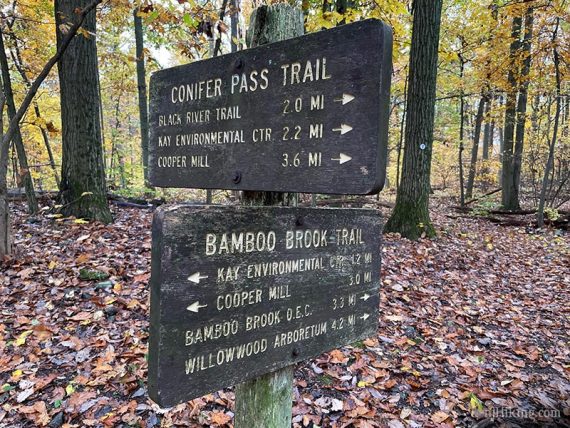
[186,301,208,312]
[187,272,208,284]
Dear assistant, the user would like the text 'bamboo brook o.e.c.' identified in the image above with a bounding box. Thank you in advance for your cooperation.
[147,205,382,407]
[148,19,392,195]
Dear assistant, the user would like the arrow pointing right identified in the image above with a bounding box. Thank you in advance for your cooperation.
[360,313,370,321]
[332,124,353,135]
[360,293,371,301]
[331,153,352,165]
[334,93,355,105]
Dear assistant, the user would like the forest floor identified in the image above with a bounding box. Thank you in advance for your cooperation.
[0,198,569,428]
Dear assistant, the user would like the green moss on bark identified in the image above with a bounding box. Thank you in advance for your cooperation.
[384,195,436,240]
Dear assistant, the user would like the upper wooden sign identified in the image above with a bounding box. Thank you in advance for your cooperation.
[148,19,392,194]
[148,205,381,406]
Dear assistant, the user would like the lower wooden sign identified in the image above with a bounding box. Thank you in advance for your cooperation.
[148,205,381,407]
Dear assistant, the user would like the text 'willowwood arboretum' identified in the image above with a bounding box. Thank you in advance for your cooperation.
[148,206,382,406]
[149,19,392,195]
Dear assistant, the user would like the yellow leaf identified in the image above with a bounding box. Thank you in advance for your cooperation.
[357,380,369,387]
[65,383,75,395]
[48,260,57,270]
[12,369,23,378]
[15,330,33,347]
[74,218,89,224]
[469,393,484,411]
[80,192,93,197]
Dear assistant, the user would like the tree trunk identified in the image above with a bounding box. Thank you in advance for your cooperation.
[134,8,149,184]
[501,15,522,210]
[0,29,38,214]
[9,45,60,188]
[537,18,560,228]
[511,7,533,210]
[466,94,486,200]
[55,0,112,223]
[234,5,303,427]
[0,81,10,257]
[396,75,407,190]
[482,99,491,160]
[458,55,465,207]
[230,0,240,53]
[384,0,443,239]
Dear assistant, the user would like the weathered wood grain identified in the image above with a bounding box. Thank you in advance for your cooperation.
[148,205,382,407]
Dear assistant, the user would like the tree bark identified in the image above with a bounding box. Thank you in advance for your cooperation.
[396,74,407,190]
[458,54,466,207]
[384,0,443,239]
[134,8,149,184]
[55,0,112,223]
[234,5,303,427]
[511,7,533,211]
[501,15,522,210]
[0,28,38,214]
[0,80,10,257]
[466,94,486,200]
[482,99,491,160]
[230,0,240,53]
[537,18,560,227]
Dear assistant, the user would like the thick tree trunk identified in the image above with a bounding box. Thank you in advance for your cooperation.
[501,15,522,210]
[234,5,303,427]
[55,0,112,223]
[511,8,533,210]
[466,94,486,200]
[384,0,443,239]
[134,8,149,184]
[0,29,38,214]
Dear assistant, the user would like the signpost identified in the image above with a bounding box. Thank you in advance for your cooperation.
[148,205,381,407]
[148,19,392,195]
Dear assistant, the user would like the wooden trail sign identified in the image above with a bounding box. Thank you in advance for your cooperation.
[148,19,392,195]
[148,205,381,406]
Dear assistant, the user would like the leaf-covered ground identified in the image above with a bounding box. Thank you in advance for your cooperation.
[1,201,569,427]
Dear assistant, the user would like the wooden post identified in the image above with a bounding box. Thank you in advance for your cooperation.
[235,4,303,427]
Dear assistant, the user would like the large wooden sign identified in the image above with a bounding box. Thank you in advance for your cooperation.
[148,19,392,195]
[148,205,381,406]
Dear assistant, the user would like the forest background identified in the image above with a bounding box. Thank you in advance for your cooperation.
[1,0,568,219]
[0,1,569,427]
